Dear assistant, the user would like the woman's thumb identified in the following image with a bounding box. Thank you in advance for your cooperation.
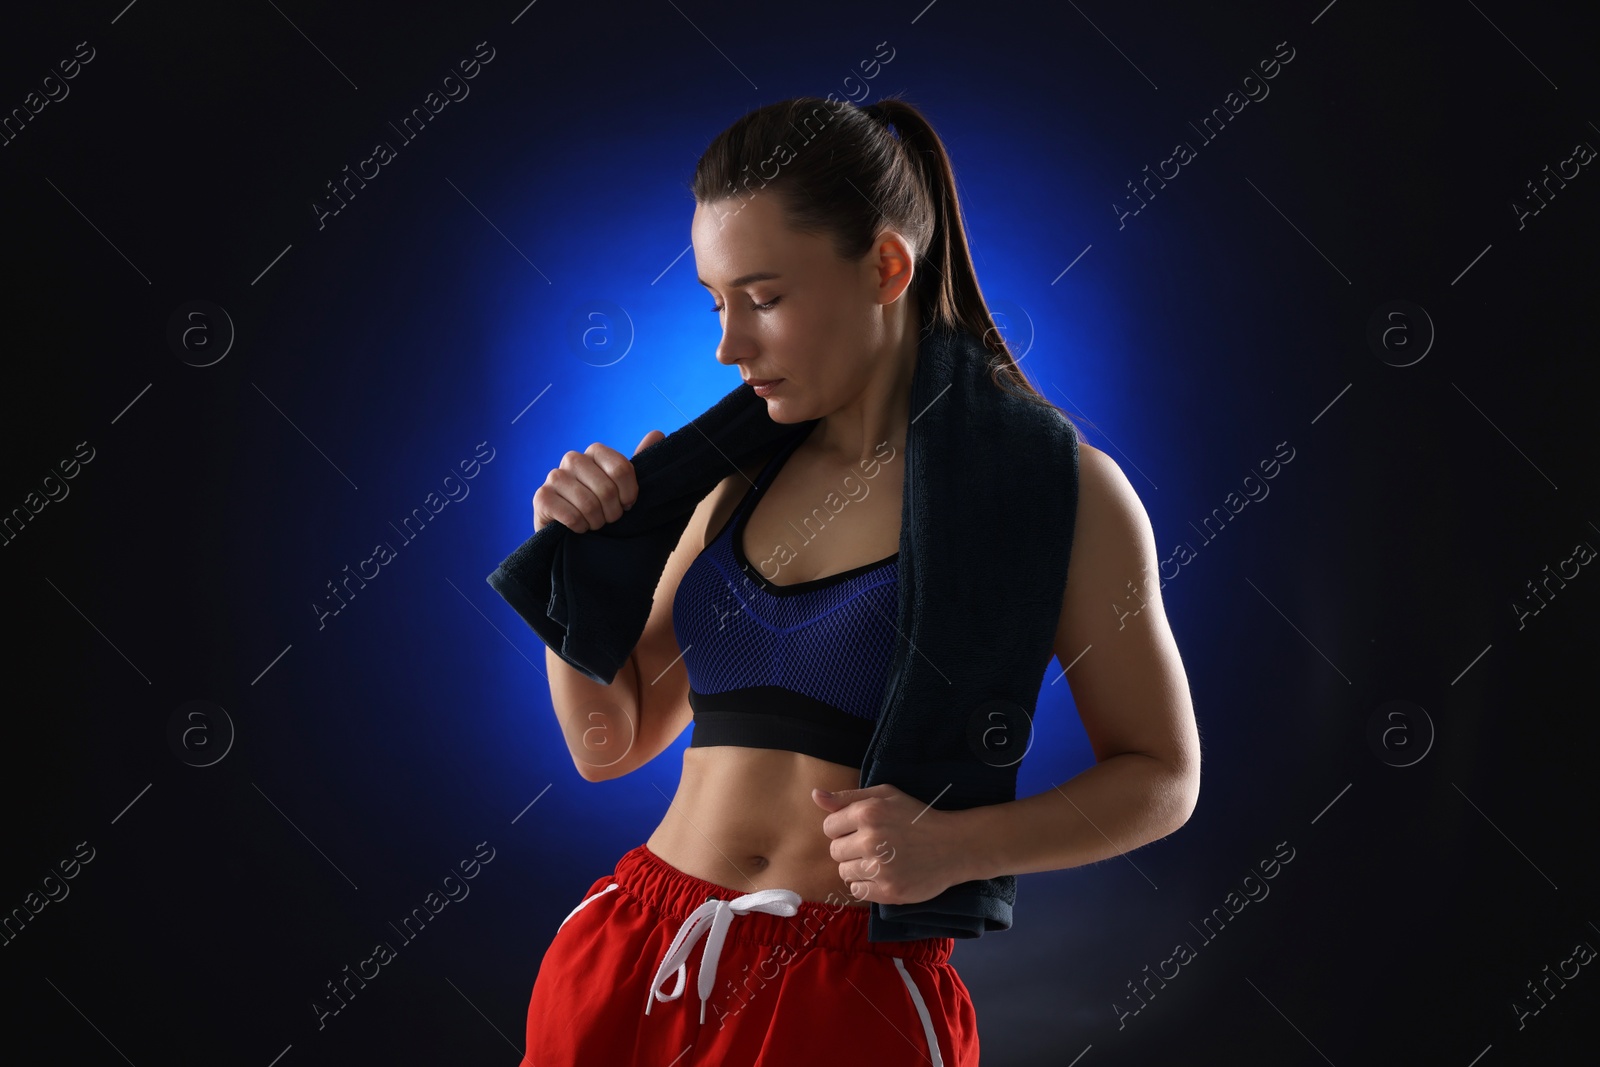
[634,429,666,457]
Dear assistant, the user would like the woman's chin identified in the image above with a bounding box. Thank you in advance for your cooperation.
[759,396,799,418]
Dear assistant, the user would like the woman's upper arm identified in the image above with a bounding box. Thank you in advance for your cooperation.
[625,493,713,769]
[1053,442,1201,807]
[626,460,761,772]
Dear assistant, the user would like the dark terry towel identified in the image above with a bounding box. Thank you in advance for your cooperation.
[488,325,1081,941]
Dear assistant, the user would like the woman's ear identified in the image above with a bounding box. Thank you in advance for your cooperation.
[869,230,916,305]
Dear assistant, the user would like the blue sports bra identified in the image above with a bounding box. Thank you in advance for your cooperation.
[670,424,900,768]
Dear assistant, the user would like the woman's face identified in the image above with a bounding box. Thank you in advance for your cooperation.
[691,191,913,423]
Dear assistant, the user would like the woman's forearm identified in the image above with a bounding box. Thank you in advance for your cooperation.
[952,752,1199,884]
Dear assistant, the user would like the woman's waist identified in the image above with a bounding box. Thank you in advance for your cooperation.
[645,829,866,910]
[651,749,867,907]
[613,841,953,963]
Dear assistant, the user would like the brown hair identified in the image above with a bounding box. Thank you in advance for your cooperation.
[691,94,1072,418]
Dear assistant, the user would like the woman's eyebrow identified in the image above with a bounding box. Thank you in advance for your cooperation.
[697,271,782,289]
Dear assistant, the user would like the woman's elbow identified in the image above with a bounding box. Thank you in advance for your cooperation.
[1162,754,1201,832]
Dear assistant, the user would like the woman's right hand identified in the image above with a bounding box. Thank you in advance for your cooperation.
[532,429,666,534]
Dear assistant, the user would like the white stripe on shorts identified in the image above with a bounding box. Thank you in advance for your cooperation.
[892,955,945,1067]
[559,882,619,929]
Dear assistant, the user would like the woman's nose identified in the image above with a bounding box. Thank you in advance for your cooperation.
[714,329,752,367]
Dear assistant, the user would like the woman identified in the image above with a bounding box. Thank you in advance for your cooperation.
[519,95,1201,1065]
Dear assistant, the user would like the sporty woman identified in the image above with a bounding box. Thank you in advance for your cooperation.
[519,94,1201,1065]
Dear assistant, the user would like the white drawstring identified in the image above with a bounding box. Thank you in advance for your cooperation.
[645,889,801,1024]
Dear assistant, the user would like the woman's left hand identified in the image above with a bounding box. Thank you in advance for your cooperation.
[811,784,971,906]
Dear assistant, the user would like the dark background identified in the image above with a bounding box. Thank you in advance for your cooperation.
[3,1,1597,1063]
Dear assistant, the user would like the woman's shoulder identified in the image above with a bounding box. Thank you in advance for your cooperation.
[1068,439,1156,559]
[1072,439,1140,507]
[695,448,780,551]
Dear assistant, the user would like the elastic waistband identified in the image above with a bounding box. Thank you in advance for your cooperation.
[614,843,952,964]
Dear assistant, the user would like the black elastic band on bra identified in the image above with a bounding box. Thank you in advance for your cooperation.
[688,685,875,769]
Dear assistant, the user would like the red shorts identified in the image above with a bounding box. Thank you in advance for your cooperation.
[523,842,980,1065]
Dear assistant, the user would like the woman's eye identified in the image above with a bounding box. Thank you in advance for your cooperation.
[709,297,782,313]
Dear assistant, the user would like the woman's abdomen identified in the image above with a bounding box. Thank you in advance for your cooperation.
[645,745,870,907]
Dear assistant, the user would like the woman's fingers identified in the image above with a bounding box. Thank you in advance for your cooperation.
[559,447,626,527]
[530,431,663,534]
